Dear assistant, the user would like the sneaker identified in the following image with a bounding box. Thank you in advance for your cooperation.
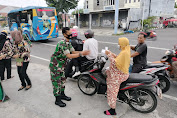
[72,71,81,78]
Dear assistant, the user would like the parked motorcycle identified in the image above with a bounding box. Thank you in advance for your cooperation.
[77,50,162,113]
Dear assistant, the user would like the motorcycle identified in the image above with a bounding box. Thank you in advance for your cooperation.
[141,31,157,41]
[77,50,162,113]
[138,63,170,93]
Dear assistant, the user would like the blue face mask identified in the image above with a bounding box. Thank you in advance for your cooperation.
[69,39,72,42]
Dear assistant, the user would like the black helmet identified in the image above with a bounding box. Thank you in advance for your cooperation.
[84,30,94,38]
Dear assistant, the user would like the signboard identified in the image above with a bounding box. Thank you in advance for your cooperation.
[104,6,114,11]
[83,9,90,14]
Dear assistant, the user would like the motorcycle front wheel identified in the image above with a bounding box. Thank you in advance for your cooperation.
[77,75,97,96]
[128,89,157,113]
[158,75,171,93]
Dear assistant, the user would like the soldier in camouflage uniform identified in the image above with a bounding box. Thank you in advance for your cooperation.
[49,27,90,107]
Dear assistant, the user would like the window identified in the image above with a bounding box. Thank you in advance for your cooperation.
[125,0,127,3]
[134,0,136,2]
[129,0,131,3]
[138,0,140,2]
[97,0,99,6]
[36,8,55,17]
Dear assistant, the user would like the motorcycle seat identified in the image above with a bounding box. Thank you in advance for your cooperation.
[144,63,164,69]
[126,73,153,83]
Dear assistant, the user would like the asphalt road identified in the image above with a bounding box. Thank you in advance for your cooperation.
[1,28,177,118]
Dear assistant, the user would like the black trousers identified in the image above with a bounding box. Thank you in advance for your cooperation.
[65,57,89,77]
[0,59,12,80]
[17,62,31,87]
[131,64,144,73]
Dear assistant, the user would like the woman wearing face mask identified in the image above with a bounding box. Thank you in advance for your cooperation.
[11,30,32,91]
[104,37,130,115]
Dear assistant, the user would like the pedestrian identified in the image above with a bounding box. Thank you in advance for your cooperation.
[18,28,32,47]
[0,31,13,81]
[11,30,32,91]
[49,27,90,107]
[104,37,130,115]
[0,82,10,102]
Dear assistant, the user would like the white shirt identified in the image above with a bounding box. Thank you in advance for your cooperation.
[83,38,98,60]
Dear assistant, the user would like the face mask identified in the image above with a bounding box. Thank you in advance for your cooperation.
[66,34,72,39]
[117,45,121,50]
[69,39,72,42]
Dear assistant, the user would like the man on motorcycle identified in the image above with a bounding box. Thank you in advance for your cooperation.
[64,28,83,78]
[131,33,147,73]
[71,30,98,78]
[172,45,177,80]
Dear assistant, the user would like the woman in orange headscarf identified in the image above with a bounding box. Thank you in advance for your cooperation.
[104,37,130,115]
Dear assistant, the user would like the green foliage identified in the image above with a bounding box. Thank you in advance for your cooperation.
[72,9,83,15]
[141,16,156,27]
[45,0,78,13]
[175,3,177,8]
[1,22,7,27]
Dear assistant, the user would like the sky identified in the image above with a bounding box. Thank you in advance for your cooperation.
[0,0,84,14]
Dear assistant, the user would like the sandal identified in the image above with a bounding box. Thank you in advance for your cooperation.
[25,85,32,90]
[18,86,25,91]
[104,110,117,115]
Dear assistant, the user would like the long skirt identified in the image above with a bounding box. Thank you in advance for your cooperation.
[106,53,129,109]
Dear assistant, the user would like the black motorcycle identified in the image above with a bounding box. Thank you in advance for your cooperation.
[77,52,162,113]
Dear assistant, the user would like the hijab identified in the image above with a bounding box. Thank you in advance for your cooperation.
[115,37,131,74]
[0,32,7,51]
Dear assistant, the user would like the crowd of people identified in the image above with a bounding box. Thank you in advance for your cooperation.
[0,26,177,116]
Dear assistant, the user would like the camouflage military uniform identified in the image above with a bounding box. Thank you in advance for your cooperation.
[49,39,75,96]
[49,40,75,96]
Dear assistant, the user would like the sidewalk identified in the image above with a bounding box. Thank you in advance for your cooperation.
[0,62,161,118]
[59,27,123,36]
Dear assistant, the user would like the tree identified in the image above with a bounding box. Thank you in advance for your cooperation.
[71,9,83,15]
[45,0,78,13]
[175,3,177,8]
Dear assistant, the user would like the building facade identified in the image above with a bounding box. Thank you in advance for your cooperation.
[79,0,175,29]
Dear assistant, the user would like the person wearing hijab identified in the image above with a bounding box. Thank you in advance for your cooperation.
[0,31,12,102]
[104,37,130,115]
[0,31,13,81]
[11,30,32,91]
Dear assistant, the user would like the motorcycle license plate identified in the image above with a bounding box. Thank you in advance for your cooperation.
[155,86,162,99]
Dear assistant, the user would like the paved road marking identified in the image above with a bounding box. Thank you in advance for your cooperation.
[41,41,170,51]
[31,55,50,62]
[30,54,177,102]
[98,41,170,51]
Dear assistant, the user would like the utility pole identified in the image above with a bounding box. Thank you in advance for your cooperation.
[114,0,119,34]
[142,0,145,30]
[77,0,80,28]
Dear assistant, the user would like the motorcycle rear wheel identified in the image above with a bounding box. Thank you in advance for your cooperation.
[77,75,97,96]
[128,89,157,113]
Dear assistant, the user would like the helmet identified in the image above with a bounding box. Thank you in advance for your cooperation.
[70,28,78,37]
[84,30,94,38]
[165,50,175,56]
[1,30,8,37]
[174,44,177,51]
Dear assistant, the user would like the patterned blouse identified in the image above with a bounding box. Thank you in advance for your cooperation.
[0,40,13,59]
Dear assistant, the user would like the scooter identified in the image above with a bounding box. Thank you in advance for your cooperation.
[77,50,162,113]
[141,31,157,41]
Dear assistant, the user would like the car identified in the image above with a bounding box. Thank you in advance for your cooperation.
[3,25,10,34]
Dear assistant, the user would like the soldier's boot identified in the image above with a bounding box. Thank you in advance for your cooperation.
[55,96,66,107]
[60,91,71,101]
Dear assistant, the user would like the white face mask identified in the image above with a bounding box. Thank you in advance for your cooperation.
[117,45,121,50]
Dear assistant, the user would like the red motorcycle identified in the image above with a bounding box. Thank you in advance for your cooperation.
[141,31,157,41]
